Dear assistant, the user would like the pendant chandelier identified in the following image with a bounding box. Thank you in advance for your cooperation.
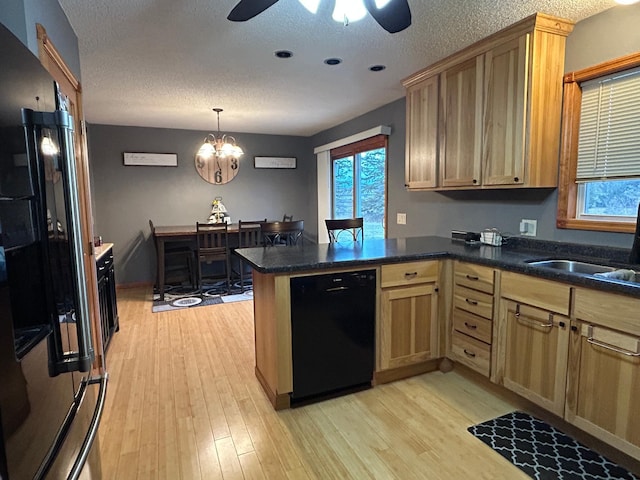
[197,108,243,160]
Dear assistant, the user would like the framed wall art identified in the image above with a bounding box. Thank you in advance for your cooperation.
[123,152,178,167]
[254,156,297,169]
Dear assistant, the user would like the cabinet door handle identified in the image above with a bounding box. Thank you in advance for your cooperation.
[465,274,479,281]
[404,272,418,279]
[514,304,553,328]
[464,322,477,330]
[587,326,640,357]
[465,298,478,306]
[463,349,476,358]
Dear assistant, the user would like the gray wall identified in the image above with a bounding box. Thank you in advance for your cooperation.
[0,0,81,80]
[310,4,639,249]
[90,4,639,285]
[88,125,313,284]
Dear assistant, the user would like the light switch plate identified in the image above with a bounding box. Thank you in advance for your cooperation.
[520,219,537,236]
[397,213,407,225]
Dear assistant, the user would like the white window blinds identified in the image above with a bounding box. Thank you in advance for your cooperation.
[576,66,640,181]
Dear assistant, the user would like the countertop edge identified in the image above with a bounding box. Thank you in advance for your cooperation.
[234,238,640,298]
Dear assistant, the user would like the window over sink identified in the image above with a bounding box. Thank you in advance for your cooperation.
[557,53,640,233]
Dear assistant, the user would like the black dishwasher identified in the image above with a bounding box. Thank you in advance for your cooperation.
[290,269,376,405]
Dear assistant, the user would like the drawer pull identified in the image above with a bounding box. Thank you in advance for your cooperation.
[587,326,640,357]
[404,272,418,279]
[463,349,476,358]
[98,266,105,272]
[464,322,477,330]
[465,274,479,281]
[465,298,478,306]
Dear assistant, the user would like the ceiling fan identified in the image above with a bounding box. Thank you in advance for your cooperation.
[227,0,412,34]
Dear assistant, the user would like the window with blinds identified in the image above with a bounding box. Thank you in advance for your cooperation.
[576,66,640,181]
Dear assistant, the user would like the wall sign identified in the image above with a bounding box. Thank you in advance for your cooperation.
[123,152,178,167]
[254,156,297,169]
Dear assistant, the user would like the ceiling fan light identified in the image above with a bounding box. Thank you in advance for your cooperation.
[333,0,367,23]
[298,0,320,14]
[374,0,392,8]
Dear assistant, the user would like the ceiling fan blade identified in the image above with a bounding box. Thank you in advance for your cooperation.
[363,0,411,33]
[227,0,280,22]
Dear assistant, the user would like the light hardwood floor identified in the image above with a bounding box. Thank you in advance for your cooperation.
[98,286,540,479]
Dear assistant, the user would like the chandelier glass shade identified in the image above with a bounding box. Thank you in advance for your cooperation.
[197,108,243,160]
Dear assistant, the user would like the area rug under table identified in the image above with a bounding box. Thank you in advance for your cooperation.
[152,281,253,312]
[468,411,638,480]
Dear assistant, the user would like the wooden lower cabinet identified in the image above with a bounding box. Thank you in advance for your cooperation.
[379,283,438,370]
[565,289,640,460]
[379,261,439,371]
[497,300,569,416]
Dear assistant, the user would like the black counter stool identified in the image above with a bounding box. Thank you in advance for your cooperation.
[325,217,363,243]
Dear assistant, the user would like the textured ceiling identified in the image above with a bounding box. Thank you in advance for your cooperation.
[58,0,617,136]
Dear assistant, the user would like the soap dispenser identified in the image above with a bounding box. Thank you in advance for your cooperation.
[629,203,640,264]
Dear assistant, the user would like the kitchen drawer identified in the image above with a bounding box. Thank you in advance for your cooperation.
[451,330,491,377]
[574,288,640,337]
[501,271,570,316]
[454,261,494,294]
[381,261,438,289]
[453,308,493,344]
[454,285,493,320]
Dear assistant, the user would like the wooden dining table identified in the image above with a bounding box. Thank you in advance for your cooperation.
[153,223,241,300]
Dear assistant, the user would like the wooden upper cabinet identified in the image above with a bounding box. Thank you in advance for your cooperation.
[482,35,528,186]
[403,13,574,191]
[405,76,439,189]
[440,56,483,188]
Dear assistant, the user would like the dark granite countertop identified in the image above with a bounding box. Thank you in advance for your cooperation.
[234,236,640,298]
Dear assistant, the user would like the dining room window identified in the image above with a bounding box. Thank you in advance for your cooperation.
[557,52,640,233]
[330,134,387,240]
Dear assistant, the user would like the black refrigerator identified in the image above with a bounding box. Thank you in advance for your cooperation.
[0,22,107,479]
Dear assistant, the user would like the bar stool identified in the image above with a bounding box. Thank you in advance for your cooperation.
[234,219,266,291]
[325,217,364,242]
[260,220,304,246]
[149,219,195,289]
[196,222,230,295]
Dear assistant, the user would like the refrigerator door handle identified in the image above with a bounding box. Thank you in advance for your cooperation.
[33,374,108,480]
[56,110,95,373]
[68,374,108,480]
[23,108,95,374]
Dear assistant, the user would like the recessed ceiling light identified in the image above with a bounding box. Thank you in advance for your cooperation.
[324,58,342,66]
[275,50,293,59]
[615,0,639,4]
[369,65,386,72]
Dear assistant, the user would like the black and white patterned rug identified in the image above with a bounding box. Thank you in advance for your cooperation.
[152,281,253,313]
[468,411,638,480]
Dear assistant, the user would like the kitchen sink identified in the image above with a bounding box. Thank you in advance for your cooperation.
[526,259,640,283]
[526,259,617,275]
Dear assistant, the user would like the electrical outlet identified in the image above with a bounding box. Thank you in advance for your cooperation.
[397,213,407,225]
[519,219,537,236]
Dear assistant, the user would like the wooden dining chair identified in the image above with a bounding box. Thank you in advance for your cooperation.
[234,219,266,291]
[196,222,230,295]
[325,217,364,243]
[260,220,304,246]
[149,219,195,289]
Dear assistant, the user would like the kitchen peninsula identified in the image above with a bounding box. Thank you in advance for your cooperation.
[235,236,640,461]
